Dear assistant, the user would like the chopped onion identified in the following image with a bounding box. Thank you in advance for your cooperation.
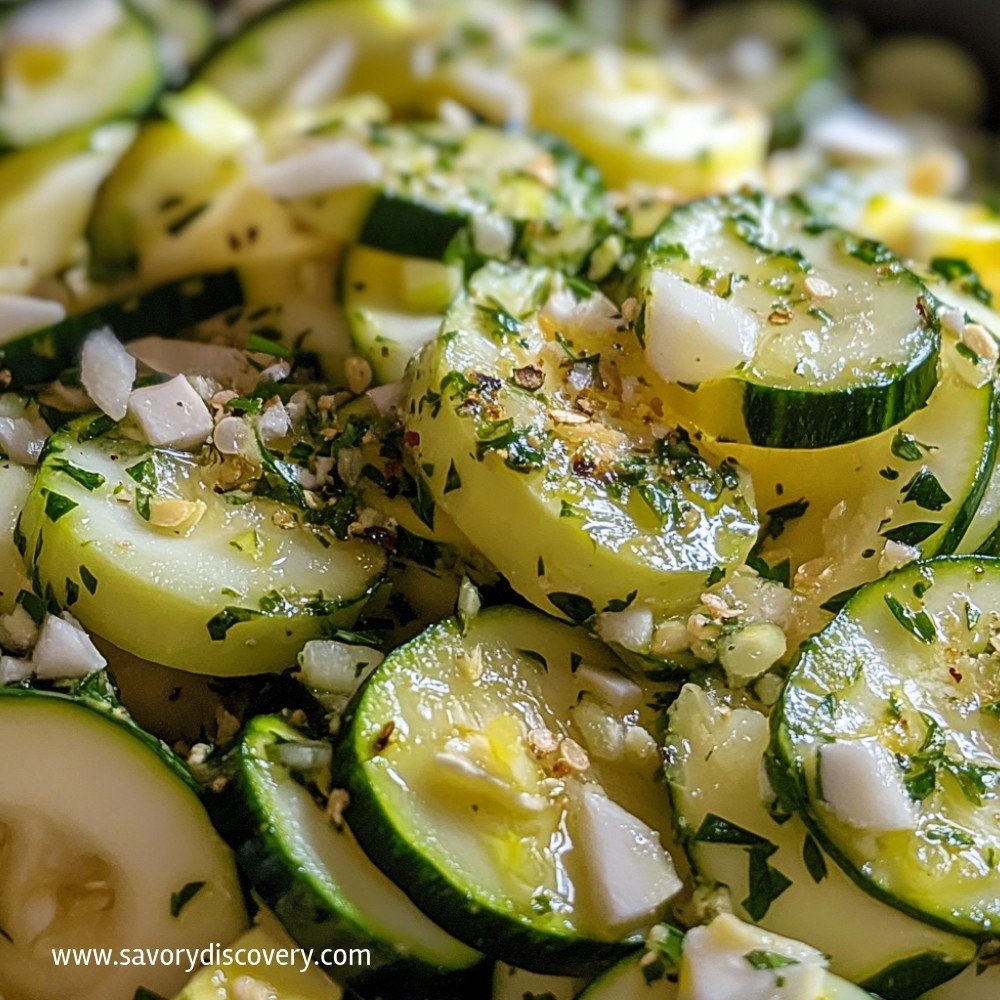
[0,606,39,652]
[32,615,107,680]
[644,270,758,385]
[80,326,136,422]
[0,655,32,685]
[287,39,357,110]
[254,139,382,200]
[127,375,214,451]
[298,640,383,697]
[127,337,258,393]
[0,411,50,466]
[0,294,65,344]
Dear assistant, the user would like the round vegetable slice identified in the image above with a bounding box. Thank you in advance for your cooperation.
[664,682,975,998]
[0,0,163,149]
[19,415,387,676]
[0,686,246,1000]
[212,714,483,993]
[637,192,941,448]
[333,605,683,975]
[405,261,758,623]
[683,0,841,146]
[771,556,1000,938]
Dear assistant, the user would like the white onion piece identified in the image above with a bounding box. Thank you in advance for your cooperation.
[80,327,136,422]
[127,376,214,451]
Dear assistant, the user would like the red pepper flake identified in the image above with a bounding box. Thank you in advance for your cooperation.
[404,431,421,448]
[572,455,597,477]
[948,666,963,683]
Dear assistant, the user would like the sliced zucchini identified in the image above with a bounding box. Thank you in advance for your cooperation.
[405,261,758,623]
[277,120,611,270]
[19,415,387,676]
[1,270,245,388]
[196,0,419,119]
[0,0,162,149]
[664,682,975,998]
[340,244,458,384]
[0,121,134,283]
[720,331,997,639]
[683,0,841,146]
[771,556,1000,939]
[578,916,878,1000]
[333,606,683,975]
[131,0,215,82]
[174,918,344,1000]
[0,686,246,1000]
[0,460,33,615]
[638,192,941,449]
[87,87,329,286]
[212,714,483,992]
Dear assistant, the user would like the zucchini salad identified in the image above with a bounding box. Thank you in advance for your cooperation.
[1,0,1000,998]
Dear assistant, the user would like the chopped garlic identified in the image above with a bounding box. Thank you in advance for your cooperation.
[128,376,214,451]
[32,615,107,680]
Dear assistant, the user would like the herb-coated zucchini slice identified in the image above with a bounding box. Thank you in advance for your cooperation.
[771,556,1000,939]
[278,120,611,270]
[0,122,134,283]
[682,0,841,147]
[19,416,387,676]
[0,460,33,616]
[577,917,878,1000]
[515,48,769,196]
[720,330,998,637]
[0,686,246,1000]
[174,918,344,1000]
[1,270,245,388]
[333,606,683,976]
[340,244,458,385]
[196,0,418,119]
[87,87,329,286]
[664,683,975,997]
[405,262,758,623]
[638,192,941,449]
[0,0,162,149]
[212,715,483,992]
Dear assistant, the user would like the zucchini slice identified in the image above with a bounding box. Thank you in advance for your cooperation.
[196,0,419,119]
[663,683,975,998]
[277,120,611,270]
[340,245,458,385]
[174,918,343,1000]
[1,270,245,388]
[19,416,387,676]
[0,686,246,1000]
[923,961,1000,1000]
[638,192,941,449]
[333,606,683,975]
[405,262,758,623]
[212,714,483,992]
[87,88,329,286]
[0,460,33,616]
[0,0,163,149]
[577,916,878,1000]
[682,0,841,147]
[771,556,1000,939]
[0,121,134,283]
[721,330,998,638]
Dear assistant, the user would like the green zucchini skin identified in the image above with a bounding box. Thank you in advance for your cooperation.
[332,605,683,977]
[209,715,486,999]
[0,270,244,388]
[769,555,1000,940]
[638,192,943,449]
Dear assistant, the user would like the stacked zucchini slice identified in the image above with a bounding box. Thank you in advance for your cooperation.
[0,0,999,999]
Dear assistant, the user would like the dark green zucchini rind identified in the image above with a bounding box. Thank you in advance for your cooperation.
[769,556,1000,941]
[211,715,485,999]
[0,269,244,388]
[640,192,943,449]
